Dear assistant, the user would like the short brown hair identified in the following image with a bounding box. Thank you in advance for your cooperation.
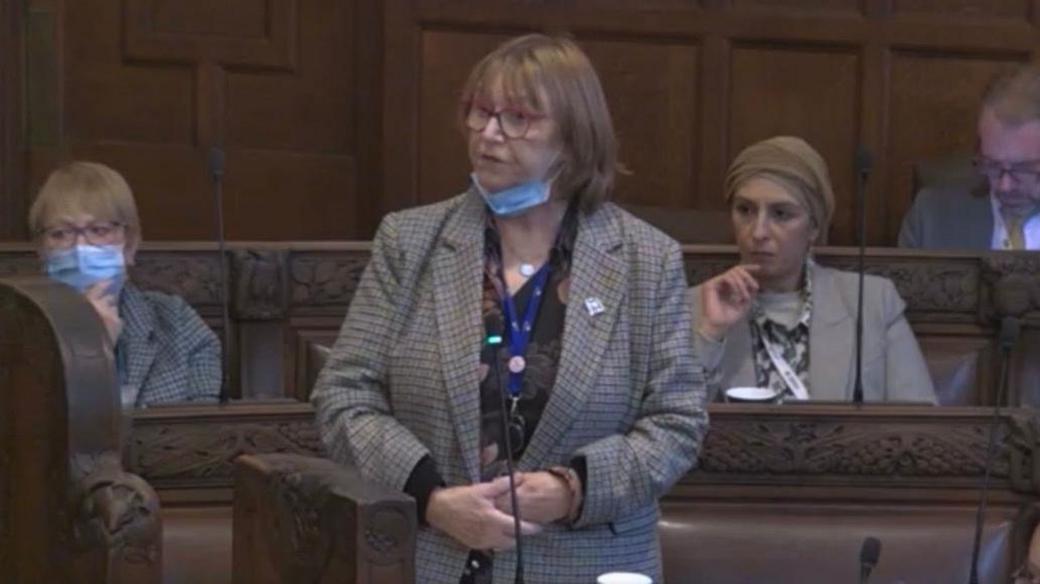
[29,161,142,254]
[459,34,618,213]
[981,65,1040,126]
[725,136,835,244]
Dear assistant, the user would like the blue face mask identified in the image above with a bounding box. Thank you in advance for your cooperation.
[45,244,126,294]
[471,151,562,218]
[471,173,553,218]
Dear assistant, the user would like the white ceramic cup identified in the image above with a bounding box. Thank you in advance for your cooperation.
[597,572,653,584]
[724,386,780,403]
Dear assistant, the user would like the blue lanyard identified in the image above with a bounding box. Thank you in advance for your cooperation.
[500,263,552,400]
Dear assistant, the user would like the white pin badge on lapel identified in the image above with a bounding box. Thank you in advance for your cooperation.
[584,297,605,316]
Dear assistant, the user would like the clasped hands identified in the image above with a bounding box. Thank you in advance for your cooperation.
[425,470,575,552]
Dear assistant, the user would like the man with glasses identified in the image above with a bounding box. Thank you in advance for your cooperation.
[900,65,1040,250]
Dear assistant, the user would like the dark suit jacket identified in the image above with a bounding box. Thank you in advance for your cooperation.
[312,191,709,584]
[898,185,993,250]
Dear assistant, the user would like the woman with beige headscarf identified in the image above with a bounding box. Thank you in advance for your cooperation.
[690,136,937,403]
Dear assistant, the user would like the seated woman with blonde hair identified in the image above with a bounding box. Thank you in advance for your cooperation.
[691,136,937,403]
[30,161,221,407]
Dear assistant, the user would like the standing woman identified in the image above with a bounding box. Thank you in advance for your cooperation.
[312,34,708,583]
[691,136,937,403]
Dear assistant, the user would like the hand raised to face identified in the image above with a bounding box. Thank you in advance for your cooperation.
[697,265,761,342]
[85,280,123,344]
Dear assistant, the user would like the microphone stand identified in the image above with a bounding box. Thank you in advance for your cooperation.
[852,146,873,405]
[967,316,1020,584]
[209,146,233,403]
[488,335,525,584]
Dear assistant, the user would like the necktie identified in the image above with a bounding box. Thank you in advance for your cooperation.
[1004,208,1040,250]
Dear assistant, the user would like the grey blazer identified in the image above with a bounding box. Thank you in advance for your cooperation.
[118,283,222,406]
[690,264,937,403]
[312,191,709,584]
[898,185,993,250]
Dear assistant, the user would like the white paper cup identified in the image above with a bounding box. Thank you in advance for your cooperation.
[724,386,780,403]
[597,572,653,584]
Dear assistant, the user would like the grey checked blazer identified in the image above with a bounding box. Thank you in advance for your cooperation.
[118,283,221,406]
[312,191,709,584]
[690,264,937,404]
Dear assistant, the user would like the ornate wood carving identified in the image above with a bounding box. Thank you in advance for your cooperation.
[130,253,223,307]
[1,243,1034,321]
[5,244,1040,407]
[233,453,416,584]
[688,250,983,319]
[130,403,321,489]
[71,452,162,568]
[0,254,41,278]
[837,260,979,315]
[289,251,369,309]
[232,250,289,320]
[130,402,1040,499]
[678,404,1040,497]
[982,255,1040,320]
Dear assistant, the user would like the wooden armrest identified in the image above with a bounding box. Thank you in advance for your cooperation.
[73,452,163,581]
[232,453,416,584]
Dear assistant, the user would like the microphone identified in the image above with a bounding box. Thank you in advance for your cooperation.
[208,146,233,404]
[852,145,873,405]
[859,536,881,584]
[968,316,1021,583]
[487,334,525,584]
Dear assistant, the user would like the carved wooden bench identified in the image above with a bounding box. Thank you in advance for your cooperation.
[0,276,162,583]
[224,404,1040,583]
[3,243,1039,406]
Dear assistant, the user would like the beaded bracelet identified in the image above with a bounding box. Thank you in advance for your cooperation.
[546,465,583,524]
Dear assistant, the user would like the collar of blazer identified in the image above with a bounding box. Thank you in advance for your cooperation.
[118,283,159,405]
[432,191,628,480]
[718,263,857,401]
[806,264,856,401]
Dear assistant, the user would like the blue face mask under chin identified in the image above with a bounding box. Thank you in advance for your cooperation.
[471,173,553,217]
[45,244,127,294]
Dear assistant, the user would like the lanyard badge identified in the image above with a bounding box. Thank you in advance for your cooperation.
[498,263,552,454]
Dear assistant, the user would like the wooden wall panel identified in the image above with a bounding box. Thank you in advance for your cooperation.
[886,51,1028,242]
[582,37,699,209]
[223,0,356,239]
[0,0,26,240]
[729,44,860,242]
[730,0,860,12]
[19,0,375,242]
[383,0,1040,246]
[417,30,702,210]
[149,0,269,37]
[8,1,1040,244]
[417,30,505,205]
[891,0,1031,20]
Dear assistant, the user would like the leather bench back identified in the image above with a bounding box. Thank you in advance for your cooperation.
[659,500,1028,584]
